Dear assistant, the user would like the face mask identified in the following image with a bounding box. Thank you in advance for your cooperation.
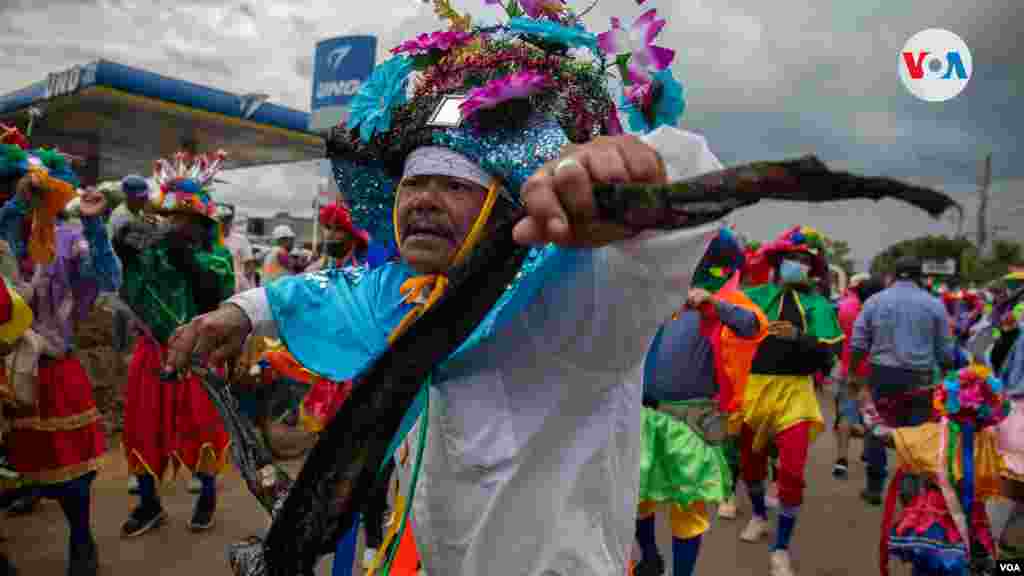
[779,259,810,285]
[322,239,351,259]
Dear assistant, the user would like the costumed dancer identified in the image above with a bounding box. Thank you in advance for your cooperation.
[0,125,121,576]
[879,364,1008,575]
[305,201,370,273]
[113,149,234,537]
[737,226,843,576]
[634,227,767,576]
[165,2,733,574]
[0,274,33,576]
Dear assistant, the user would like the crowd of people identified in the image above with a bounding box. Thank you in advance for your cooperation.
[0,1,1022,576]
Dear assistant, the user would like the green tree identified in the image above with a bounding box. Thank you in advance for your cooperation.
[870,235,1023,285]
[828,238,856,277]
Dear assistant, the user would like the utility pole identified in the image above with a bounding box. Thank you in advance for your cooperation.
[976,153,992,254]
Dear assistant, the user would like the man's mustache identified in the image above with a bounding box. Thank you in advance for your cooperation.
[400,211,455,240]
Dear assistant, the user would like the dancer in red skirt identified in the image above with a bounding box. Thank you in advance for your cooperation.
[0,124,122,576]
[112,149,235,537]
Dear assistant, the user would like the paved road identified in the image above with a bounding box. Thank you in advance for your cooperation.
[0,391,928,575]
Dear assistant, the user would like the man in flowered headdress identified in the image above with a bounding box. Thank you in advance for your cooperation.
[737,225,843,576]
[633,226,767,576]
[0,124,121,576]
[162,2,736,574]
[112,150,234,537]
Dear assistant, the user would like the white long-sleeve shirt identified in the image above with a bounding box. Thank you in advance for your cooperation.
[228,126,723,576]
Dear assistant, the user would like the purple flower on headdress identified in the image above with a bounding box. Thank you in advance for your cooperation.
[459,70,551,118]
[391,30,474,56]
[598,9,675,74]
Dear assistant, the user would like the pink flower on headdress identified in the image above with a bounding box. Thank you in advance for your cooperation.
[623,65,654,107]
[487,0,565,19]
[597,9,675,74]
[391,30,474,56]
[960,383,984,410]
[459,70,551,118]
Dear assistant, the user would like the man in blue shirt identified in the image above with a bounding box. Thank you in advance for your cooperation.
[850,256,953,504]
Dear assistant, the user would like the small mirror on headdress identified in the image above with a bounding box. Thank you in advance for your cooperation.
[427,95,468,128]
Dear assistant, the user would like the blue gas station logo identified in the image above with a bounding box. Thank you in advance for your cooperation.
[312,36,376,111]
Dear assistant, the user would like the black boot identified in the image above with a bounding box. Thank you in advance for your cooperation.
[635,552,666,576]
[5,493,37,517]
[121,503,166,537]
[67,536,97,576]
[0,552,16,576]
[188,490,216,532]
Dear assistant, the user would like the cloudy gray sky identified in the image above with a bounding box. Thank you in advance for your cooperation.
[1,0,1021,268]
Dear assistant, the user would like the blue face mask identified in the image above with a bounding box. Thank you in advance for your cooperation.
[779,259,810,284]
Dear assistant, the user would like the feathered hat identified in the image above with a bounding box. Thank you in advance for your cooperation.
[0,124,81,264]
[327,0,686,244]
[152,149,226,222]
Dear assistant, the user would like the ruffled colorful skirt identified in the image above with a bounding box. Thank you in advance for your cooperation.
[888,486,994,575]
[8,356,106,485]
[638,407,732,507]
[122,336,229,479]
[997,399,1024,482]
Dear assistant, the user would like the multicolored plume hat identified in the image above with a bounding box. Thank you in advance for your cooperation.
[327,0,686,243]
[0,123,81,264]
[152,149,226,221]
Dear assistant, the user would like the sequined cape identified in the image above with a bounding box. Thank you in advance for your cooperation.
[117,240,235,343]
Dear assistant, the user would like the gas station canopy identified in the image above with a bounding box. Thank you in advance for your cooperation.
[0,60,324,185]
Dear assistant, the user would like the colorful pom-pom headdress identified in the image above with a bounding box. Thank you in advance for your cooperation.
[745,225,832,290]
[327,0,687,243]
[933,364,1009,429]
[152,149,226,222]
[0,124,81,264]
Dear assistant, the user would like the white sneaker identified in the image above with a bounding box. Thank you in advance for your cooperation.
[718,497,737,519]
[740,516,770,542]
[770,549,795,576]
[362,548,378,570]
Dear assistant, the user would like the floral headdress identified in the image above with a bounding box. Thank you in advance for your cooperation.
[152,149,226,222]
[933,364,1009,429]
[328,0,686,241]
